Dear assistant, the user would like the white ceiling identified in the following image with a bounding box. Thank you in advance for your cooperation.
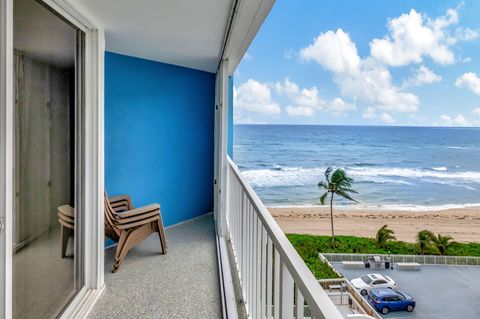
[14,0,76,68]
[70,0,233,73]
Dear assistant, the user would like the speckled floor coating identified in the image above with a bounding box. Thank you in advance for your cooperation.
[89,214,222,319]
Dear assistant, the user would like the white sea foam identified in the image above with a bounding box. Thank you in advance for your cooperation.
[369,203,480,212]
[347,167,480,181]
[241,165,480,188]
[268,203,480,212]
[446,146,480,150]
[432,166,447,171]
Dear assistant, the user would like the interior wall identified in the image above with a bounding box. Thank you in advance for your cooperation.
[105,52,215,226]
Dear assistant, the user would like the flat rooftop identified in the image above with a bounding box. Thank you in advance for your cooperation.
[333,262,480,319]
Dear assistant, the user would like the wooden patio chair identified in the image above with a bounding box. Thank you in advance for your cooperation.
[104,192,167,272]
[58,204,75,258]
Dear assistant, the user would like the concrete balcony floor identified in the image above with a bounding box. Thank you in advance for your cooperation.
[89,214,222,319]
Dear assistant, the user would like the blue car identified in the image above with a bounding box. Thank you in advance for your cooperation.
[368,289,415,315]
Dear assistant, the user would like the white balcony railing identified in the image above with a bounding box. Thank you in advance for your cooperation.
[226,157,343,319]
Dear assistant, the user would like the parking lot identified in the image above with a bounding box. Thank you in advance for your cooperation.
[332,263,480,319]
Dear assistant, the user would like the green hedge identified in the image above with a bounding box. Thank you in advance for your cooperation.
[287,234,480,279]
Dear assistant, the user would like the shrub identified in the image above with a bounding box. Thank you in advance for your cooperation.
[287,233,480,279]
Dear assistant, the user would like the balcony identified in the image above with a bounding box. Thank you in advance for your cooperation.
[89,214,222,318]
[89,158,350,318]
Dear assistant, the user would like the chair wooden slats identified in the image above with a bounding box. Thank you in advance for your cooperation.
[104,192,167,272]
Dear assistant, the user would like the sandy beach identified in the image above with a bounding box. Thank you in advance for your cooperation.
[269,206,480,243]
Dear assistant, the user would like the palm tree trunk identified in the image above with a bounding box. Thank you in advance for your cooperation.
[330,192,335,248]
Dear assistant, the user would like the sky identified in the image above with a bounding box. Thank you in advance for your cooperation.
[233,0,480,126]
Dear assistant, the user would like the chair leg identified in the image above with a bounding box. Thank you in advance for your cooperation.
[156,219,167,254]
[113,225,156,272]
[113,230,129,272]
[61,226,70,258]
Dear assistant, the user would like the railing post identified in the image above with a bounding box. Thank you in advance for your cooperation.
[226,158,344,319]
[295,287,304,318]
[280,263,294,319]
[266,237,273,319]
[274,249,280,319]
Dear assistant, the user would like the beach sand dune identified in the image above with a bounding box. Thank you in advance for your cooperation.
[269,206,480,243]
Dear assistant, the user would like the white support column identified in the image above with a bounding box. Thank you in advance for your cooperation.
[82,27,105,291]
[0,0,13,317]
[214,59,229,237]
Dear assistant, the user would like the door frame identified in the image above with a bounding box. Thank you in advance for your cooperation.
[0,0,105,317]
[213,59,229,237]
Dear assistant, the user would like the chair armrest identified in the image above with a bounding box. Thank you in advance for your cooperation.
[114,203,160,218]
[58,205,74,218]
[109,194,133,211]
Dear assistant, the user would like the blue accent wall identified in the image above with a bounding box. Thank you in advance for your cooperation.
[227,76,234,158]
[105,52,215,226]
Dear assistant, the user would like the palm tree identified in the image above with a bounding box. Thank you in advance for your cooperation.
[416,230,435,254]
[375,225,396,248]
[318,167,358,248]
[431,233,455,255]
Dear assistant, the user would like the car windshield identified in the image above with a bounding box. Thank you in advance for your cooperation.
[396,292,406,300]
[361,275,373,284]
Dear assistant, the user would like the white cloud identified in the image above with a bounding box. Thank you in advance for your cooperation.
[438,114,453,125]
[275,79,323,117]
[336,59,419,112]
[436,114,470,126]
[233,115,266,125]
[300,29,420,113]
[462,57,472,63]
[402,65,442,87]
[275,78,356,117]
[370,8,459,66]
[362,107,377,119]
[286,106,315,117]
[234,79,281,114]
[380,113,396,124]
[455,72,480,96]
[295,4,478,124]
[455,27,480,41]
[454,114,467,126]
[472,107,480,116]
[299,29,361,75]
[364,109,396,124]
[324,98,356,115]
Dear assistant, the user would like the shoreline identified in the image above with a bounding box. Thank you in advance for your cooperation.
[267,203,480,212]
[268,206,480,243]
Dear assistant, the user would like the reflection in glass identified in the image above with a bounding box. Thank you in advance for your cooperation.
[13,0,82,317]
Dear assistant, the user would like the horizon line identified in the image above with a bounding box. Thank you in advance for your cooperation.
[233,123,480,129]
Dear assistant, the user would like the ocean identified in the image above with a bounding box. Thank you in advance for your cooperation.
[233,125,480,210]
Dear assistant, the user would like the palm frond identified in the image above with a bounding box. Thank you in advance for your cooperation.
[320,192,329,205]
[324,167,333,183]
[376,225,396,247]
[335,189,358,203]
[318,181,328,189]
[340,187,358,194]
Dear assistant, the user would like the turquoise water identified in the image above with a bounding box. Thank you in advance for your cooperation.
[233,125,480,209]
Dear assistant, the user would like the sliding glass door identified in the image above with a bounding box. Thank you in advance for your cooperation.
[12,0,84,317]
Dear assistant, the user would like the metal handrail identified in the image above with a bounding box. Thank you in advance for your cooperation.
[226,157,343,319]
[317,278,381,319]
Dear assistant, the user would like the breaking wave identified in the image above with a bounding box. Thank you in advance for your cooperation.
[241,165,480,188]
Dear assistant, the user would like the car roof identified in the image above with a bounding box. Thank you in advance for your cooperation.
[371,289,397,297]
[368,274,386,280]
